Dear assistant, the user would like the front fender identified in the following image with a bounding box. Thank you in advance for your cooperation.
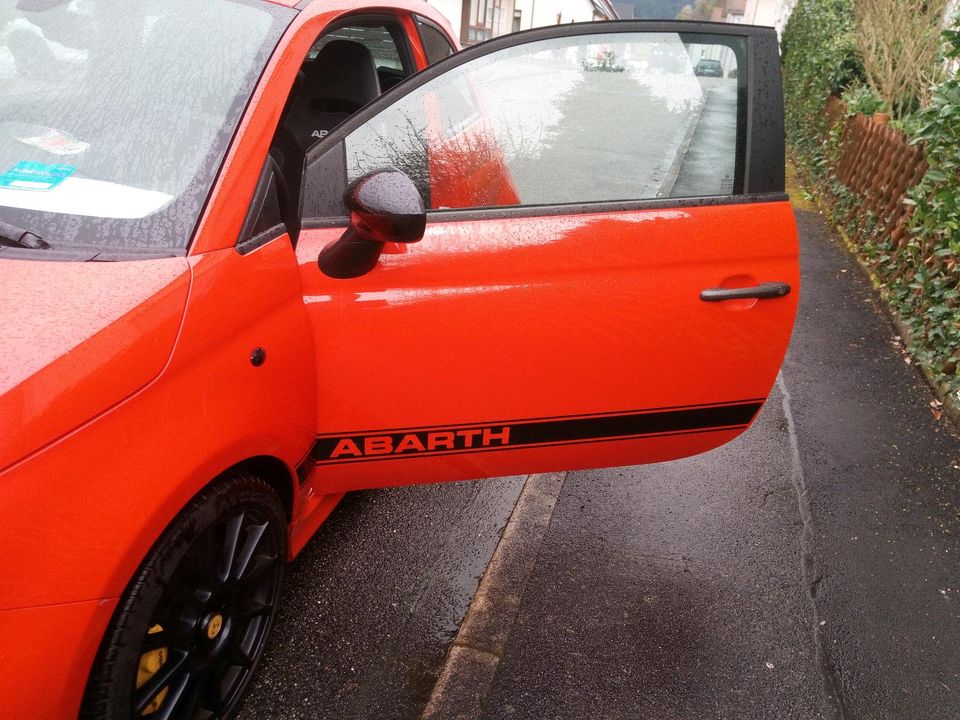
[0,237,315,611]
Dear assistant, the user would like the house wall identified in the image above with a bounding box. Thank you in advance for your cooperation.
[513,0,606,30]
[709,0,786,27]
[427,0,608,44]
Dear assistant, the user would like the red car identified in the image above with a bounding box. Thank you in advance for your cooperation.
[0,1,798,717]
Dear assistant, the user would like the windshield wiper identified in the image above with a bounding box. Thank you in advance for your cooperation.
[0,220,51,250]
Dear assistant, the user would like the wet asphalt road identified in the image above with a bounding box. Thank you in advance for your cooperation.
[236,477,526,719]
[479,208,960,719]
[238,207,960,719]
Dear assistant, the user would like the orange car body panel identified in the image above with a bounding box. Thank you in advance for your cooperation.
[1,238,320,611]
[0,257,190,471]
[0,240,319,713]
[0,4,796,718]
[293,201,799,494]
[0,599,118,719]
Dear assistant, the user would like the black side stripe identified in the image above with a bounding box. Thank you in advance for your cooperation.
[296,400,763,473]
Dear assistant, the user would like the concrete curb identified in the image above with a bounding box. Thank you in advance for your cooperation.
[420,472,567,720]
[658,88,708,198]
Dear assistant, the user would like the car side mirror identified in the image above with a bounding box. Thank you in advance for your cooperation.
[318,169,426,279]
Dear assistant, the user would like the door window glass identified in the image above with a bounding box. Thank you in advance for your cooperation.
[341,32,744,212]
[310,23,412,90]
[415,18,456,65]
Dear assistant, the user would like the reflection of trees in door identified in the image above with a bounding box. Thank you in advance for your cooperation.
[345,95,523,210]
[345,34,739,212]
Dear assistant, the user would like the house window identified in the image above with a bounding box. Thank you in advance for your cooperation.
[461,0,502,44]
[512,9,522,32]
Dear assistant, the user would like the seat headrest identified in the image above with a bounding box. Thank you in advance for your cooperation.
[303,39,382,114]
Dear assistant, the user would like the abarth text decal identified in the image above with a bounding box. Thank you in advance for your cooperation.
[301,400,763,471]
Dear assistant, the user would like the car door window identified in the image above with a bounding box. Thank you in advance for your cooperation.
[310,22,415,91]
[415,16,456,65]
[303,31,750,217]
[265,14,420,235]
[280,17,415,155]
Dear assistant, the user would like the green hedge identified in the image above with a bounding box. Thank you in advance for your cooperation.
[786,7,960,402]
[827,26,960,398]
[894,28,960,393]
[781,0,863,177]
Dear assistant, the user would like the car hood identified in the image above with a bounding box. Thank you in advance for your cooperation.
[0,256,191,472]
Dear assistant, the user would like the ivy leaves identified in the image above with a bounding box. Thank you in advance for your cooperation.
[901,27,960,393]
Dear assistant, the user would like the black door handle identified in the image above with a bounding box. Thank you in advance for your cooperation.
[700,281,791,302]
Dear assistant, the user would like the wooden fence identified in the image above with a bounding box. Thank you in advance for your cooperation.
[824,96,928,247]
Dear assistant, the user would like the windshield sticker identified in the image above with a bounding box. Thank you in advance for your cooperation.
[0,162,76,192]
[17,129,90,157]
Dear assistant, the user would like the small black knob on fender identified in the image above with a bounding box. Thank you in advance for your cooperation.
[250,347,266,367]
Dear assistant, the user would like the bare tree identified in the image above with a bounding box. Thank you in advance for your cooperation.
[854,0,951,117]
[677,0,719,20]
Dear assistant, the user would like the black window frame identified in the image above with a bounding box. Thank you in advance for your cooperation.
[236,156,287,255]
[298,20,786,228]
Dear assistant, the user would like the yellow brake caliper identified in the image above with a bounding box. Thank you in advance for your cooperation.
[136,624,169,715]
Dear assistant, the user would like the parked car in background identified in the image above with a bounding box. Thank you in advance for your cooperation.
[695,57,724,76]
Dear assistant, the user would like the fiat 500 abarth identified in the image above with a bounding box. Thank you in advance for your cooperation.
[0,0,798,717]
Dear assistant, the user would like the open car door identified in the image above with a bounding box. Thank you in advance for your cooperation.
[292,21,798,493]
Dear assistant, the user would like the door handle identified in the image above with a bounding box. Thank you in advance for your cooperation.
[699,281,792,302]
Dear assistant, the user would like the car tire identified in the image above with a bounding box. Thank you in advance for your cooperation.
[80,472,287,720]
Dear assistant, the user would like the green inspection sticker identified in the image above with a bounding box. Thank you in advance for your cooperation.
[0,161,76,191]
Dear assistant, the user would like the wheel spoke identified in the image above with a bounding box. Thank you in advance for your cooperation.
[191,528,221,584]
[218,514,245,583]
[226,636,254,669]
[163,575,193,605]
[163,669,207,720]
[237,552,277,586]
[165,573,210,609]
[134,649,189,715]
[203,662,233,710]
[139,628,171,654]
[237,597,271,620]
[152,671,191,720]
[232,522,268,580]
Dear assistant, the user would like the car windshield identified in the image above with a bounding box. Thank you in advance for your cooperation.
[0,0,293,257]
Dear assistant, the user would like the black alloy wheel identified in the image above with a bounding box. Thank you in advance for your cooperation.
[81,473,287,720]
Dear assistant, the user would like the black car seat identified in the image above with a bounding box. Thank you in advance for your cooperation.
[284,39,382,151]
[271,40,383,228]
